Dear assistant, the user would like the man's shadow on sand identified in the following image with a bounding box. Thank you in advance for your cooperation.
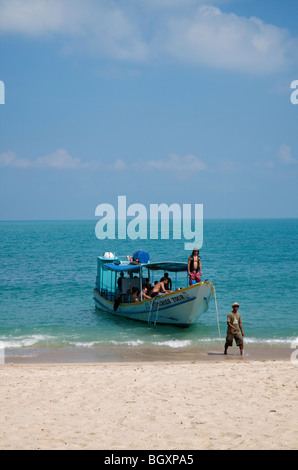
[207,351,248,358]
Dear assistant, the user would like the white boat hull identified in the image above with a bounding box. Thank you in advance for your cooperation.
[93,281,214,326]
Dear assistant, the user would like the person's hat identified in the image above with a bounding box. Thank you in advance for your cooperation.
[192,247,199,251]
[232,302,240,307]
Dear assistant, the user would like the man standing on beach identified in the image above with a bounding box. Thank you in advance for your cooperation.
[224,302,245,355]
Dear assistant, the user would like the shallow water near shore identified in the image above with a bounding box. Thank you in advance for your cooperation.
[4,344,293,364]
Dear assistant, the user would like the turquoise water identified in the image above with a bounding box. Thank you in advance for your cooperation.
[0,219,297,359]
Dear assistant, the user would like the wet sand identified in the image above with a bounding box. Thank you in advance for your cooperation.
[4,343,294,364]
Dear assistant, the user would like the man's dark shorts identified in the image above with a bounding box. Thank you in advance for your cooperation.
[225,331,243,347]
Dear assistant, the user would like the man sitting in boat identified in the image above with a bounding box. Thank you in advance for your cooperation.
[138,286,151,301]
[149,280,172,298]
[160,272,172,291]
[187,248,202,285]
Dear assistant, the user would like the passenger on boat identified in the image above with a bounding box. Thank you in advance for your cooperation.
[149,280,172,298]
[160,272,172,291]
[117,272,124,290]
[138,287,151,301]
[130,287,140,302]
[187,248,202,285]
[142,278,151,289]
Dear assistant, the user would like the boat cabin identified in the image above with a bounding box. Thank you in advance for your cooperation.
[95,251,190,304]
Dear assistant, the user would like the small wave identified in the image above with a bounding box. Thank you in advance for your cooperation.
[0,334,54,349]
[244,337,297,346]
[110,339,145,347]
[68,341,100,348]
[153,340,192,348]
[1,334,295,351]
[68,339,145,348]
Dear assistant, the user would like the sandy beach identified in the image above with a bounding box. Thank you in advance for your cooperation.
[0,358,297,450]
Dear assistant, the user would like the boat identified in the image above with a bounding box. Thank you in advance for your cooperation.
[93,250,214,327]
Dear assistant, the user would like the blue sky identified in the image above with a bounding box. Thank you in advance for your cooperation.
[0,0,297,219]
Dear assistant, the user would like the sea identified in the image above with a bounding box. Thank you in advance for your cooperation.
[0,219,297,362]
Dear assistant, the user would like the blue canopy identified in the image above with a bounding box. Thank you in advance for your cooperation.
[103,263,141,273]
[133,250,150,263]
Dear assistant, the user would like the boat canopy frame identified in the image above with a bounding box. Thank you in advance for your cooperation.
[99,260,190,302]
[145,261,188,272]
[103,261,188,273]
[103,263,141,273]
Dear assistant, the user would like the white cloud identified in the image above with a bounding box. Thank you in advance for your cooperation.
[0,149,125,170]
[0,0,148,61]
[0,0,74,35]
[254,159,276,170]
[0,1,296,73]
[163,5,296,74]
[136,153,207,173]
[107,159,127,170]
[278,145,297,165]
[0,150,207,175]
[253,144,297,169]
[0,149,96,169]
[0,151,31,168]
[138,0,208,8]
[34,149,98,169]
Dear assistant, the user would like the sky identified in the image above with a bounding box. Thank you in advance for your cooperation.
[0,0,298,220]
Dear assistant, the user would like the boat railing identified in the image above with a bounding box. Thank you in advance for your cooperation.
[95,283,137,304]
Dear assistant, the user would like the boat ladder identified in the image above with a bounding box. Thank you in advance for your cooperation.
[148,299,160,327]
